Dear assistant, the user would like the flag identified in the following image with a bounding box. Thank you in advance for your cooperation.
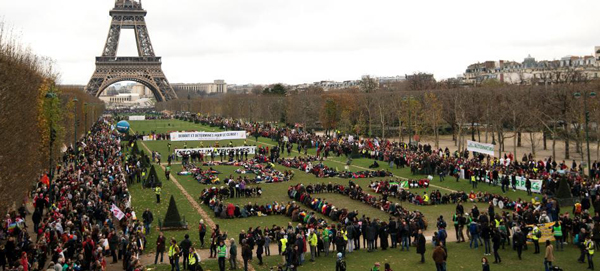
[40,174,50,186]
[110,204,125,220]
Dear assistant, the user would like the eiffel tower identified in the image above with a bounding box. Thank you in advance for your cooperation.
[85,0,178,102]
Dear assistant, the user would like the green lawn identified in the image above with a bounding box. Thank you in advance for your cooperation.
[127,118,582,271]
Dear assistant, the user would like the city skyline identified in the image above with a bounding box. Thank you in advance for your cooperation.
[2,0,599,85]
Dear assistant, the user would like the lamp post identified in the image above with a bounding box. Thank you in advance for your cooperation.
[574,90,596,178]
[73,98,79,157]
[45,92,57,180]
[403,96,414,145]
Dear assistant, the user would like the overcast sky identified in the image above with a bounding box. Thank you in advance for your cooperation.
[2,0,600,85]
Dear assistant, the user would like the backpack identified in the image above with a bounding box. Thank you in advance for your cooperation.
[338,259,346,271]
[535,230,542,238]
[574,234,580,245]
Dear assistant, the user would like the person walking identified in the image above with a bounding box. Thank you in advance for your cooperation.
[229,238,238,270]
[335,252,346,271]
[199,220,207,248]
[432,243,447,271]
[168,238,181,271]
[242,240,251,271]
[416,229,426,263]
[545,240,554,271]
[155,232,166,265]
[322,228,331,257]
[217,240,228,271]
[143,208,154,235]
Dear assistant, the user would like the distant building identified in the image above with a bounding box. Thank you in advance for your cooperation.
[461,46,600,85]
[172,80,227,95]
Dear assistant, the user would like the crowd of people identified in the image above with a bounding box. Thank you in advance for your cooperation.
[0,119,149,271]
[184,113,597,199]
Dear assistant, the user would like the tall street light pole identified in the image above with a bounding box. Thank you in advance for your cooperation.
[73,98,79,159]
[45,92,57,180]
[575,90,596,178]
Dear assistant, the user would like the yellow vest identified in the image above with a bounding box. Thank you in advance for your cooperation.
[155,187,161,195]
[281,238,288,252]
[189,253,197,265]
[587,240,595,255]
[532,228,540,240]
[168,245,179,257]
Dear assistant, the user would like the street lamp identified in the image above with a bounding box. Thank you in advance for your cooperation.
[73,98,79,158]
[574,90,596,178]
[403,95,415,145]
[45,92,57,180]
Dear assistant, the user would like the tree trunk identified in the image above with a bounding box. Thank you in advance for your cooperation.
[543,129,547,150]
[530,132,536,157]
[565,122,570,160]
[517,132,522,147]
[471,122,475,141]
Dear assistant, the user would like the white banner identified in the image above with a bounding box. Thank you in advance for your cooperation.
[128,115,146,121]
[467,140,495,156]
[142,135,155,141]
[175,146,256,157]
[514,176,543,194]
[170,131,246,141]
[110,204,125,220]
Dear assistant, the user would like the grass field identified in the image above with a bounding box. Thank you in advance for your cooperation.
[128,119,583,271]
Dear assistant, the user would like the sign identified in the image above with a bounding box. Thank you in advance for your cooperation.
[110,204,125,220]
[142,135,155,141]
[170,131,246,141]
[175,146,256,157]
[515,176,543,194]
[467,140,495,156]
[527,222,556,243]
[128,115,146,121]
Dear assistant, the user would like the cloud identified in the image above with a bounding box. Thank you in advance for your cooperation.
[1,0,599,85]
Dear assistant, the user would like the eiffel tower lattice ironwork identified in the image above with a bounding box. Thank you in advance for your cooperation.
[85,0,178,101]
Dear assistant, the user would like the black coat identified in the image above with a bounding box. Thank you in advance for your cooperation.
[416,234,426,254]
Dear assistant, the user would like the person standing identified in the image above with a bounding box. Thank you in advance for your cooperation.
[545,240,554,271]
[168,238,181,271]
[309,229,318,262]
[513,228,524,260]
[199,220,207,248]
[335,252,346,271]
[180,234,192,269]
[416,229,426,263]
[532,226,541,254]
[217,240,228,271]
[229,238,237,270]
[322,228,331,257]
[242,240,252,271]
[155,185,162,204]
[155,232,166,265]
[552,221,563,251]
[491,228,502,264]
[432,243,447,271]
[586,235,595,270]
[256,235,264,265]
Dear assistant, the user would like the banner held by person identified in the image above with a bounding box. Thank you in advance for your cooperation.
[170,131,246,141]
[128,115,146,121]
[515,176,543,193]
[467,140,495,156]
[174,146,256,157]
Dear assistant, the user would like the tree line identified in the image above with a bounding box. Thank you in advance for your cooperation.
[157,75,600,164]
[0,22,105,213]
